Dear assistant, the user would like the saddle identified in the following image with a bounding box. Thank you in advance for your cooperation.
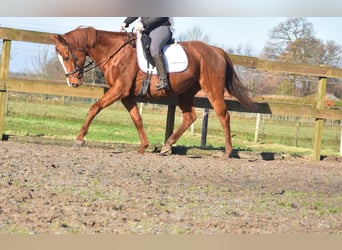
[136,34,189,74]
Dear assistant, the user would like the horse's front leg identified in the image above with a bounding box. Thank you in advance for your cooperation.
[161,95,197,155]
[75,87,124,146]
[121,97,149,153]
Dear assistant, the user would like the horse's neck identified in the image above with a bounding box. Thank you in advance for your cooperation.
[89,32,134,65]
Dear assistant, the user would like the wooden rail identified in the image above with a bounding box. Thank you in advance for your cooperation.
[1,27,342,160]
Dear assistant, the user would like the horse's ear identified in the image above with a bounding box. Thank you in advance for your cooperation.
[50,34,68,46]
[50,34,58,43]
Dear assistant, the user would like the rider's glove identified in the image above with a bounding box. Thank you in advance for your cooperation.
[134,22,144,32]
[120,23,127,31]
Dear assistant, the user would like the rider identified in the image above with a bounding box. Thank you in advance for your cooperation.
[121,17,171,91]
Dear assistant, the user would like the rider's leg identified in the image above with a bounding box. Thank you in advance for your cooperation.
[153,52,170,91]
[149,26,171,91]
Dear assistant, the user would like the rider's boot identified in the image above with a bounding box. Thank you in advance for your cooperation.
[153,52,170,91]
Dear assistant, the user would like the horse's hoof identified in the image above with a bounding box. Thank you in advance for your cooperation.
[74,140,86,147]
[160,144,172,155]
[137,144,149,154]
[220,151,232,160]
[137,148,146,154]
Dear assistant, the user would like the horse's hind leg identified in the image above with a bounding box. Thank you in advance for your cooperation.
[161,95,197,154]
[208,96,232,159]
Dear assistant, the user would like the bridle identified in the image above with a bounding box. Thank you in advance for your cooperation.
[63,31,136,81]
[64,47,92,79]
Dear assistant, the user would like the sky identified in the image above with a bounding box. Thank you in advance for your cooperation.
[1,17,342,72]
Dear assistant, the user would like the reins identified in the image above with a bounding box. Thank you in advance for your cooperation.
[65,31,136,77]
[64,48,93,77]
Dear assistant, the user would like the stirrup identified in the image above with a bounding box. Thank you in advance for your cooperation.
[156,80,170,91]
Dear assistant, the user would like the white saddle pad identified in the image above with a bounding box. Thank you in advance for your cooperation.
[136,38,188,74]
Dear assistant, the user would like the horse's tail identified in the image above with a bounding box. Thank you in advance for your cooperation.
[223,52,255,111]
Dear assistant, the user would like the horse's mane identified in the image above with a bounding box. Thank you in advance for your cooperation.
[64,26,98,48]
[63,26,130,48]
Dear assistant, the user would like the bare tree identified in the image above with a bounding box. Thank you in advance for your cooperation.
[261,17,342,67]
[178,25,255,57]
[321,40,342,66]
[30,45,65,80]
[258,17,342,97]
[262,17,314,61]
[230,43,254,56]
[42,57,66,81]
[177,26,211,43]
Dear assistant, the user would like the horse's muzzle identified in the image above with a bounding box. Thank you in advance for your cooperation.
[67,76,84,88]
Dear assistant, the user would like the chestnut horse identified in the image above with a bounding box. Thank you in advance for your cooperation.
[50,27,253,158]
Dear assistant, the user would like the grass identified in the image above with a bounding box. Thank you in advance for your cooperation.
[3,96,341,156]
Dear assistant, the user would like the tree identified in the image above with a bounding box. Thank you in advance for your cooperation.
[177,26,211,43]
[321,40,342,66]
[30,46,65,80]
[31,46,106,84]
[261,17,342,67]
[42,56,66,81]
[258,17,342,97]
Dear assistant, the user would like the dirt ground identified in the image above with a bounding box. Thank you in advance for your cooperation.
[0,140,341,234]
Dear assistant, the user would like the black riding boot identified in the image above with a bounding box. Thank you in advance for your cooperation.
[153,52,170,91]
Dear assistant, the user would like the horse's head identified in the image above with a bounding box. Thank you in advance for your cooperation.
[50,34,87,87]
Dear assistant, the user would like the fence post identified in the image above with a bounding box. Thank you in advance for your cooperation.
[254,113,261,144]
[0,39,11,140]
[164,105,176,143]
[201,108,209,148]
[312,76,327,161]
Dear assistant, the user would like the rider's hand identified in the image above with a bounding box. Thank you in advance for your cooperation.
[120,23,127,31]
[134,22,144,32]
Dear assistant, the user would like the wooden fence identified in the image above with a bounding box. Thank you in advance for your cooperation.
[1,27,342,160]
